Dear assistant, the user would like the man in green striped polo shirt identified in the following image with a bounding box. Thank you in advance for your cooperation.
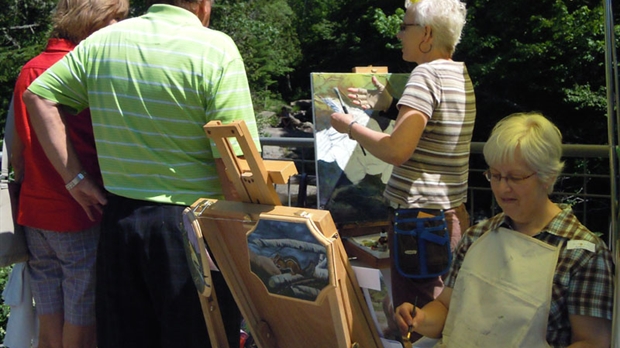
[24,1,258,347]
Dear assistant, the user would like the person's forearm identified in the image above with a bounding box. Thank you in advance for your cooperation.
[348,123,403,164]
[413,300,449,338]
[23,90,83,183]
[9,132,24,182]
[347,106,426,166]
[349,120,423,166]
[567,342,605,348]
[567,336,611,348]
[6,103,25,181]
[567,315,612,348]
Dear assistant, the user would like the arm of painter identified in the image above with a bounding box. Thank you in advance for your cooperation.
[5,98,24,183]
[23,90,107,220]
[330,104,428,166]
[347,76,394,111]
[395,287,452,339]
[567,315,611,348]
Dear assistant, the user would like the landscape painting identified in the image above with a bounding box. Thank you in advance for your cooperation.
[248,217,332,302]
[311,72,409,226]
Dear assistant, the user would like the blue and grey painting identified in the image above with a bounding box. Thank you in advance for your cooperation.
[248,218,330,301]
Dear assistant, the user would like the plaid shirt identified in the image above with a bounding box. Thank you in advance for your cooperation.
[444,204,614,347]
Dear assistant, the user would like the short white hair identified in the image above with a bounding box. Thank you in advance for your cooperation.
[483,112,565,194]
[405,0,467,56]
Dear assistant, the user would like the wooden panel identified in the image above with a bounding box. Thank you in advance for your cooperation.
[204,120,286,206]
[237,159,298,185]
[352,66,389,73]
[192,198,384,348]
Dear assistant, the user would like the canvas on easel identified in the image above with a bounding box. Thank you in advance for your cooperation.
[183,120,387,348]
[310,72,409,228]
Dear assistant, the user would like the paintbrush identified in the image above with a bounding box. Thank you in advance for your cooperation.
[334,87,349,114]
[333,87,366,156]
[403,295,418,345]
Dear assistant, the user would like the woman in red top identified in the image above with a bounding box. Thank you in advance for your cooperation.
[10,0,128,346]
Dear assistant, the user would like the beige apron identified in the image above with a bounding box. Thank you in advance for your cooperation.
[436,227,560,348]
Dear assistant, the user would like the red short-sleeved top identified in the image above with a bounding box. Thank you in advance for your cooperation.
[13,38,103,231]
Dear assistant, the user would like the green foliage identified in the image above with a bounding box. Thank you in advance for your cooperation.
[0,0,618,339]
[457,0,616,143]
[1,0,55,48]
[128,0,150,16]
[0,0,617,144]
[285,0,407,99]
[256,110,280,136]
[371,7,406,50]
[212,0,302,109]
[0,0,55,136]
[0,266,12,342]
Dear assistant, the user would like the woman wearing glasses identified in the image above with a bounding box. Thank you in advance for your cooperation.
[395,112,614,347]
[330,0,475,341]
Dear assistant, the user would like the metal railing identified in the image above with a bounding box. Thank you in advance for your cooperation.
[260,137,613,244]
[2,137,610,241]
[260,136,315,176]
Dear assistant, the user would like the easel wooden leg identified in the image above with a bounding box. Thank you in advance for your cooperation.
[198,290,230,348]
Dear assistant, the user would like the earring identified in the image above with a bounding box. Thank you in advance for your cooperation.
[419,42,432,54]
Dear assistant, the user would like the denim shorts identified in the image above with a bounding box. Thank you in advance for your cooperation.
[25,225,100,326]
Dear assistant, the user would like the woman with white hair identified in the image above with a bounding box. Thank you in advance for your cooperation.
[395,112,614,347]
[330,0,476,341]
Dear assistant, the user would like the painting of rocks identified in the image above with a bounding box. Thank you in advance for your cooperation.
[311,72,409,226]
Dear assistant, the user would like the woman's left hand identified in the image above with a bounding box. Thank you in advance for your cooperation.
[347,76,393,111]
[330,112,354,134]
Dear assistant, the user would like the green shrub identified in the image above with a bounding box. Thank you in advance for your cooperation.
[0,266,12,342]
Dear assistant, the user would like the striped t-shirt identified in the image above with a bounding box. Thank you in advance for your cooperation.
[28,5,260,206]
[384,59,476,209]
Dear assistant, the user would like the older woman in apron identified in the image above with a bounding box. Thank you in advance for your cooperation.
[395,112,614,347]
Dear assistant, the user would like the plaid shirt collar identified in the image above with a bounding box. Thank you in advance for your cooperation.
[493,203,575,239]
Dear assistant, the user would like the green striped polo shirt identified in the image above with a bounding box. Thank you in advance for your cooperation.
[384,59,476,209]
[28,5,261,206]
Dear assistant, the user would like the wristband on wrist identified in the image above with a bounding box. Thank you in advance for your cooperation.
[347,120,367,156]
[65,171,87,190]
[348,120,358,140]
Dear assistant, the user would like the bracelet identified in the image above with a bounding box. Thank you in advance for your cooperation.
[348,120,358,140]
[65,171,87,190]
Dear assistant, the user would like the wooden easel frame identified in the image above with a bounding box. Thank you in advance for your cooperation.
[204,120,296,206]
[186,120,385,347]
[352,66,388,73]
[192,199,385,348]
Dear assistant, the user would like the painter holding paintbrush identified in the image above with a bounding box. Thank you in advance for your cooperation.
[330,0,475,343]
[394,113,614,347]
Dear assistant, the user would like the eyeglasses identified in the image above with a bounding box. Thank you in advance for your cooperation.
[400,22,420,32]
[483,170,537,186]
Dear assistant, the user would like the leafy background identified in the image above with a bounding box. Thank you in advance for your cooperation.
[1,0,618,145]
[0,0,619,341]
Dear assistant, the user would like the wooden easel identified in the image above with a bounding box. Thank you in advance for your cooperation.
[352,66,389,73]
[187,120,385,348]
[203,120,298,205]
[186,120,297,348]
